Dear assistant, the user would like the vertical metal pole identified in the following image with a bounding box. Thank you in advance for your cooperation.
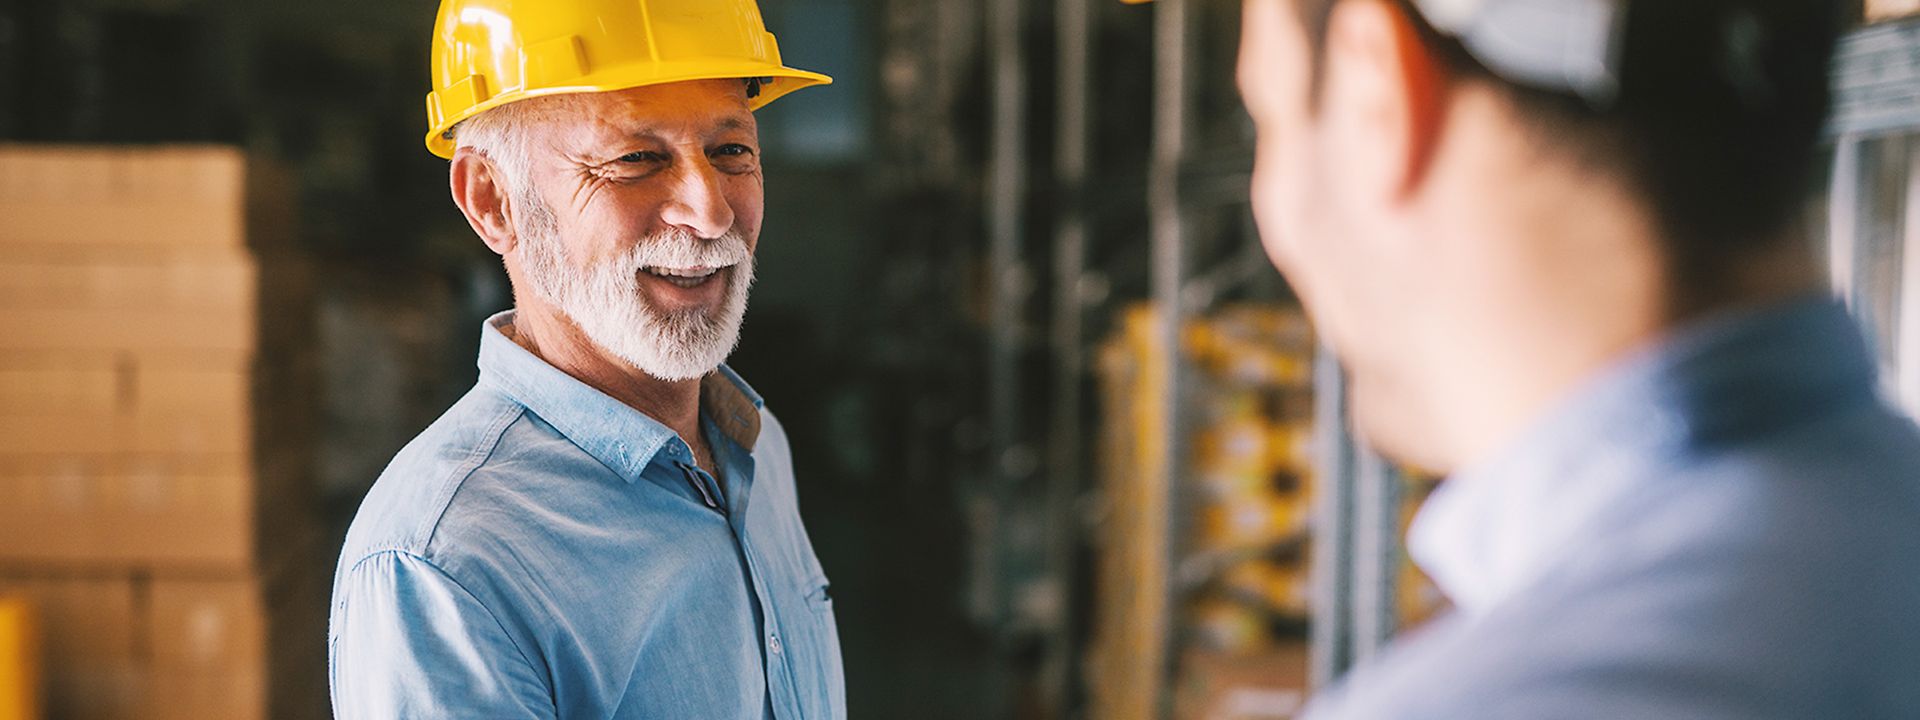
[1831,135,1863,306]
[1044,0,1093,712]
[1349,448,1401,663]
[1308,350,1354,689]
[1899,140,1920,418]
[983,0,1028,626]
[0,3,19,138]
[1150,0,1190,715]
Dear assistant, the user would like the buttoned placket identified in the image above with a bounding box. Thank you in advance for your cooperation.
[681,419,807,720]
[674,457,727,515]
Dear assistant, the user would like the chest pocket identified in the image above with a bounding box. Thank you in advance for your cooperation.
[744,471,844,717]
[779,560,844,719]
[804,575,833,613]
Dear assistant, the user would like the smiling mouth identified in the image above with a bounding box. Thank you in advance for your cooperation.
[642,265,726,289]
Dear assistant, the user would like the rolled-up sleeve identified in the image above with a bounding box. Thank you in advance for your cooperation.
[329,551,555,720]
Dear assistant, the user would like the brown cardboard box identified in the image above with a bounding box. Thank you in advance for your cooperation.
[0,575,144,720]
[0,248,256,311]
[0,450,318,582]
[0,146,248,250]
[0,356,316,571]
[0,145,320,718]
[154,570,332,720]
[0,409,249,456]
[0,305,255,354]
[0,572,324,720]
[1175,648,1313,720]
[0,359,121,416]
[1175,646,1310,720]
[0,146,316,572]
[137,360,253,416]
[0,248,259,352]
[0,456,253,568]
[146,576,267,720]
[0,350,250,420]
[0,381,317,570]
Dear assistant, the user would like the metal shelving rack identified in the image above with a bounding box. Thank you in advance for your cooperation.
[1036,0,1397,714]
[1127,0,1407,702]
[1076,0,1327,715]
[1144,2,1193,712]
[1828,16,1920,416]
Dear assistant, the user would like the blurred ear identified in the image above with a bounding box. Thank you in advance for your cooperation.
[449,148,518,256]
[1320,0,1449,203]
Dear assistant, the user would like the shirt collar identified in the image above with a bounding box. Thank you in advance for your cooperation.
[1408,296,1880,614]
[475,310,766,484]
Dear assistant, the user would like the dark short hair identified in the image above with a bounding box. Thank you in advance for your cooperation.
[1289,0,1842,292]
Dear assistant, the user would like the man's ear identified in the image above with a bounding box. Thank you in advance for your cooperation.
[1322,0,1449,202]
[450,148,519,256]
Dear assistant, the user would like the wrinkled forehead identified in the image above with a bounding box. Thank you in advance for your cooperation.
[544,80,759,151]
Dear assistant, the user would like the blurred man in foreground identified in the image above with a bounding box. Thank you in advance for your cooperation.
[1235,0,1920,716]
[328,1,844,717]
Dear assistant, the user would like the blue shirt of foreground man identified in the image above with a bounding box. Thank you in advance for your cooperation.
[329,1,842,717]
[1230,0,1920,716]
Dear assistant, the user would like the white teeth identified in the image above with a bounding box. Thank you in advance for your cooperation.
[642,265,727,289]
[645,266,720,279]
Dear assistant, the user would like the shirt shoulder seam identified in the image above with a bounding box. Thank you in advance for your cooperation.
[415,399,527,549]
[337,548,550,693]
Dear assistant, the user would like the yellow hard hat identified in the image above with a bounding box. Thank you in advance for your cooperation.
[424,0,834,159]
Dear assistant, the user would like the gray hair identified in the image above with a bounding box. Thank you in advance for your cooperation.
[449,94,580,198]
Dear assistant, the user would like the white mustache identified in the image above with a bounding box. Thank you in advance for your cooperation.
[622,228,750,273]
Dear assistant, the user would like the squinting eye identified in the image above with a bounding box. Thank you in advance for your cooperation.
[713,144,754,157]
[618,151,665,163]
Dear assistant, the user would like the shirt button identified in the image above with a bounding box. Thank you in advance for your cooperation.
[769,635,783,654]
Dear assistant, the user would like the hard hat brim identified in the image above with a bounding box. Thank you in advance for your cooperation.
[425,62,833,159]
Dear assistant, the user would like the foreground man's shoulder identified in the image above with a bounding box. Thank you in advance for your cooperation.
[1695,401,1920,560]
[1313,447,1920,718]
[1316,588,1920,719]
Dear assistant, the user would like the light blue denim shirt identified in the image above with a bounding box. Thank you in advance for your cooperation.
[1303,297,1920,719]
[329,311,845,720]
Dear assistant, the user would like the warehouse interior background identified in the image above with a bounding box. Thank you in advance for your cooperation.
[0,0,1911,718]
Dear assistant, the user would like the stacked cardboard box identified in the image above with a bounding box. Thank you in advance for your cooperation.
[1174,645,1308,720]
[0,145,324,720]
[1180,308,1315,664]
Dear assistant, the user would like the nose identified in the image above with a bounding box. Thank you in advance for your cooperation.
[657,160,736,240]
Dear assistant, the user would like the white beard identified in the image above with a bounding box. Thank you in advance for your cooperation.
[514,193,755,382]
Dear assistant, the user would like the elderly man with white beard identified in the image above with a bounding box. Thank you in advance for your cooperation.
[326,2,844,718]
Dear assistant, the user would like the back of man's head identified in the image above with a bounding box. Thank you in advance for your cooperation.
[1295,0,1842,285]
[1237,0,1847,469]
